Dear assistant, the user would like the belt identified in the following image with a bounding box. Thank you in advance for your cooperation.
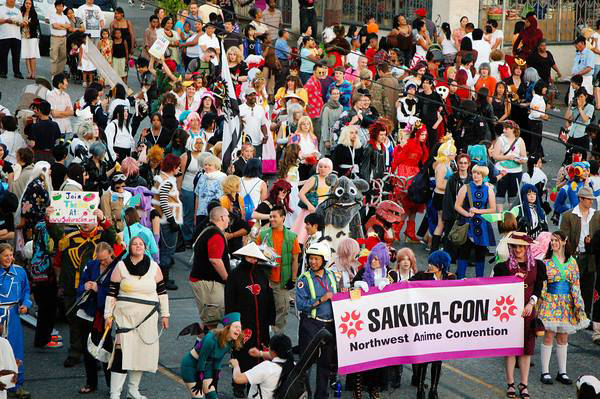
[51,35,66,38]
[547,281,570,295]
[114,296,159,334]
[302,6,315,9]
[314,317,334,323]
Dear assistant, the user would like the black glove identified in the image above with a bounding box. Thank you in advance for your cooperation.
[191,381,202,395]
[285,279,295,290]
[167,217,180,232]
[551,212,560,226]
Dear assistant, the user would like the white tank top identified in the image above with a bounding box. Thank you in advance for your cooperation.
[182,152,201,191]
[240,177,263,209]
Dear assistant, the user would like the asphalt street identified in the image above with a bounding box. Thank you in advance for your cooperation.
[3,3,599,397]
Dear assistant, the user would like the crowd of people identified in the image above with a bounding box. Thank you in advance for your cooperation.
[0,0,600,398]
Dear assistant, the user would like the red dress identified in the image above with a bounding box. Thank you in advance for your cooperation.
[390,137,429,213]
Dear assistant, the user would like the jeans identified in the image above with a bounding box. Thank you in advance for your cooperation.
[159,224,178,270]
[299,7,317,37]
[181,189,196,242]
[0,38,21,76]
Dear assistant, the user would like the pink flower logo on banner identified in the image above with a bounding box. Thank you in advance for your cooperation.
[492,295,518,322]
[339,311,364,339]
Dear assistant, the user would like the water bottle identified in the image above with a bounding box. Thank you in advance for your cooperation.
[334,381,342,398]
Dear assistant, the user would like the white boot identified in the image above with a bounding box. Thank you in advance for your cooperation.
[127,370,147,399]
[110,372,127,399]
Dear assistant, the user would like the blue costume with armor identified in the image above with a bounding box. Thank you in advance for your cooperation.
[0,264,32,389]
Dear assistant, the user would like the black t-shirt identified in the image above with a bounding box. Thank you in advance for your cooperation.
[26,119,62,150]
[526,51,555,82]
[51,162,67,190]
[0,212,14,235]
[223,32,243,52]
[246,39,257,55]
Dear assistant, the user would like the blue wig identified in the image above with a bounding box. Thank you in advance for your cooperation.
[467,144,488,166]
[520,183,545,225]
[363,243,390,287]
[428,250,451,273]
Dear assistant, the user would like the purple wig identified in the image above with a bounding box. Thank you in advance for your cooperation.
[508,244,536,271]
[363,243,391,287]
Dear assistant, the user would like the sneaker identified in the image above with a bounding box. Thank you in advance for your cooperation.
[165,280,178,290]
[140,2,145,8]
[8,387,31,398]
[44,341,63,349]
[51,334,63,342]
[14,74,24,79]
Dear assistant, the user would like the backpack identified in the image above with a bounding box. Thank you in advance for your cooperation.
[498,63,511,80]
[242,179,260,222]
[407,165,432,204]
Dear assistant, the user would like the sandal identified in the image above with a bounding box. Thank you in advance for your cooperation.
[506,383,516,398]
[517,383,530,398]
[79,386,96,394]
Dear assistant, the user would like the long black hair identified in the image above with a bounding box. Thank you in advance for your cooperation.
[543,230,572,261]
[441,22,451,40]
[20,0,39,37]
[527,153,541,177]
[271,334,295,398]
[111,105,129,132]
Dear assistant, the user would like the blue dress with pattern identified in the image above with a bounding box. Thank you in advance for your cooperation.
[466,182,495,246]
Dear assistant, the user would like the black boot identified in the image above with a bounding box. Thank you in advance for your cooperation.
[163,269,178,290]
[416,364,427,399]
[390,365,402,389]
[428,362,441,399]
[430,235,442,251]
[232,383,246,398]
[380,367,389,392]
[411,364,419,387]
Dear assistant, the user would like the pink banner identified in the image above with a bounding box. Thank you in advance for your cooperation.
[331,277,525,374]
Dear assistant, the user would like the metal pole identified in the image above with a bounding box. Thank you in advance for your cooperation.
[501,0,506,49]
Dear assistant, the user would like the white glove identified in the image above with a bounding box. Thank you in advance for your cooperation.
[353,281,369,293]
[375,278,389,291]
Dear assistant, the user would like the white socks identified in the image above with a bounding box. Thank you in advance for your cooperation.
[540,343,552,374]
[556,343,568,374]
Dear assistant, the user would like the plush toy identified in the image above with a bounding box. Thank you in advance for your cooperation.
[316,175,368,254]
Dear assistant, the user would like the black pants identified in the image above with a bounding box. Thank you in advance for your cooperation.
[528,119,544,157]
[32,280,58,347]
[113,147,131,163]
[80,318,112,389]
[64,295,84,360]
[0,38,21,76]
[564,135,590,162]
[300,7,317,36]
[298,317,336,399]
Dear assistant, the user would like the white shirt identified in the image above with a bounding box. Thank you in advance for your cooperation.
[198,33,219,58]
[346,50,361,70]
[185,33,200,58]
[572,204,596,253]
[593,32,600,65]
[246,358,285,399]
[104,119,135,159]
[46,88,73,133]
[521,167,548,190]
[472,39,491,69]
[49,12,69,36]
[76,3,104,38]
[528,93,546,120]
[489,29,504,49]
[0,131,26,164]
[0,6,23,40]
[239,103,267,145]
[0,337,17,399]
[108,98,131,116]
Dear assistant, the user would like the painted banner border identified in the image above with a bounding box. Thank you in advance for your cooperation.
[338,347,524,374]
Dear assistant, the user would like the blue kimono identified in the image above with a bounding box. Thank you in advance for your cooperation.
[0,265,32,387]
[467,182,495,247]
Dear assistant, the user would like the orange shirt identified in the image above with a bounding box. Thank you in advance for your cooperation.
[256,228,301,283]
[474,76,497,96]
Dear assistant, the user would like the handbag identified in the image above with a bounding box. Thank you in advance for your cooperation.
[449,184,473,246]
[298,176,319,209]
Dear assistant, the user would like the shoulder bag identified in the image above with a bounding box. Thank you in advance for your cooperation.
[448,184,473,246]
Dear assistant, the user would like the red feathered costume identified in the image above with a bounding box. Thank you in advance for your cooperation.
[391,125,429,214]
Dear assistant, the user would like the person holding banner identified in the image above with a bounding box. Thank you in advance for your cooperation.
[410,250,456,399]
[493,232,547,399]
[351,242,392,398]
[295,242,337,399]
[538,230,588,385]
